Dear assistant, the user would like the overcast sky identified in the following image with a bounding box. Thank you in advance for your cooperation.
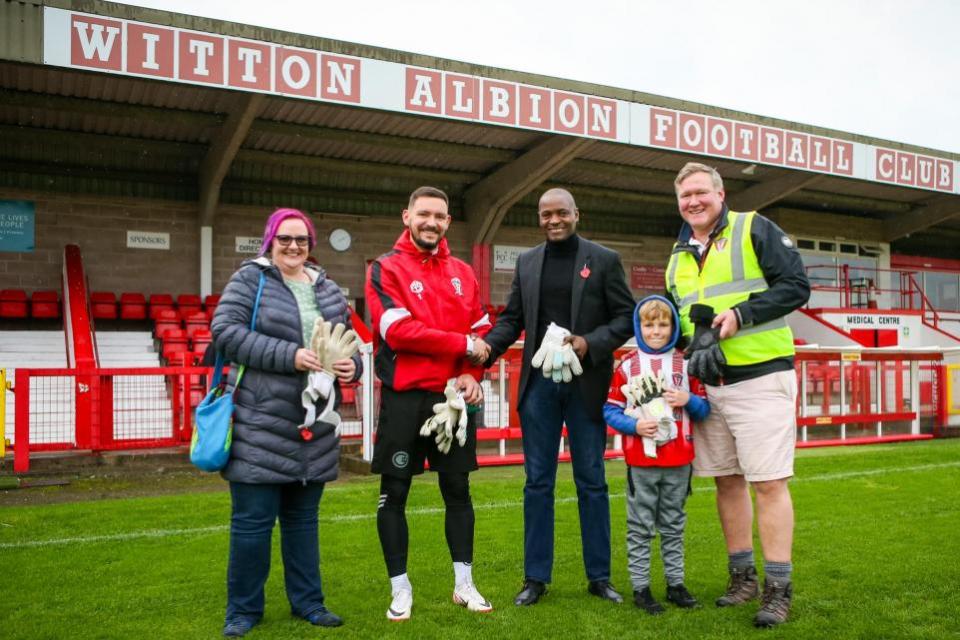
[116,0,960,155]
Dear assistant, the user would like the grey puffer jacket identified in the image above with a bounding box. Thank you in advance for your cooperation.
[211,257,362,484]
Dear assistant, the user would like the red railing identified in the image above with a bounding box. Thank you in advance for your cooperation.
[805,263,942,329]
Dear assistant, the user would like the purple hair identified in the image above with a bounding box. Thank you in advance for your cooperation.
[259,208,316,256]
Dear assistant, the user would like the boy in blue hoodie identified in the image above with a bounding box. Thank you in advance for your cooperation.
[604,295,710,614]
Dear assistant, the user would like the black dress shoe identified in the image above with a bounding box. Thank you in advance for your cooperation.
[666,583,700,609]
[633,587,665,615]
[514,579,546,606]
[587,580,624,604]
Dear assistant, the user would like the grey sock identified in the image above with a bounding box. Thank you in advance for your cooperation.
[764,560,792,582]
[728,549,755,572]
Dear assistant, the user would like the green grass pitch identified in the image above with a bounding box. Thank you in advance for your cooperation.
[2,439,960,639]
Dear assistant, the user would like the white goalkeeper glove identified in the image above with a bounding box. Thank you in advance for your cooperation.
[531,322,583,383]
[419,379,469,454]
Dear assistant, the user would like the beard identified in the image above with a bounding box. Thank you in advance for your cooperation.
[411,229,441,251]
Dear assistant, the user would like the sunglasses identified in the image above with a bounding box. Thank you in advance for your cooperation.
[274,235,310,247]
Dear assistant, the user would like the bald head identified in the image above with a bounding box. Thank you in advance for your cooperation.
[539,188,576,211]
[538,187,579,242]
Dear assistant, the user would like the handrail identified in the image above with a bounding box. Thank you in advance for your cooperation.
[905,272,941,329]
[63,245,97,368]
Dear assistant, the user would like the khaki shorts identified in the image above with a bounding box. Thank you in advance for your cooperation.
[692,370,797,482]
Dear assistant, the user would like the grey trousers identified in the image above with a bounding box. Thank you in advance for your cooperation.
[625,464,691,590]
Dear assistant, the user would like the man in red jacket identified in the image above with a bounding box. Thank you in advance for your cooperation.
[365,186,493,621]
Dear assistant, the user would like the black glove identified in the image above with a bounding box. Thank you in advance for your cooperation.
[684,304,726,384]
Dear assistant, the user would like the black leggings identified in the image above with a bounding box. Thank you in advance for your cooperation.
[377,472,474,577]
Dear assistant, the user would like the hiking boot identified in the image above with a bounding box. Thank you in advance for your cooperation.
[716,565,759,607]
[632,587,665,615]
[666,583,700,609]
[754,578,793,627]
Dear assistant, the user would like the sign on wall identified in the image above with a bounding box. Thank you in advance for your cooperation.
[0,200,35,252]
[41,7,960,195]
[493,245,529,272]
[127,230,170,250]
[235,236,262,254]
[630,263,666,291]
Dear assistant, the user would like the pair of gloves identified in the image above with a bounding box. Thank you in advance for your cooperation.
[420,379,469,454]
[300,317,361,438]
[621,372,676,459]
[532,322,583,383]
[685,303,727,386]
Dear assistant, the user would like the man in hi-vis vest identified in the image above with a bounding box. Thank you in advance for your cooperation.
[666,162,809,628]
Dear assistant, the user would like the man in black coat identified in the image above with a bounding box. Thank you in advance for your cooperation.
[477,188,635,606]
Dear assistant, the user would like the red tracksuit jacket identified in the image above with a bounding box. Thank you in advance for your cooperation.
[365,230,491,392]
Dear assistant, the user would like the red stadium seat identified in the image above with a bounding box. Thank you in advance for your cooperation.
[184,312,209,338]
[31,290,60,319]
[161,328,189,361]
[154,309,180,339]
[191,328,212,352]
[90,291,117,320]
[204,294,221,311]
[119,292,147,320]
[0,289,28,318]
[148,294,175,320]
[177,294,202,317]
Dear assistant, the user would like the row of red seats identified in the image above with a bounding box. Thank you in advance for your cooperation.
[91,293,221,321]
[0,289,60,319]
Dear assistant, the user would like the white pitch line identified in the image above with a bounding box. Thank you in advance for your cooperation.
[2,460,959,551]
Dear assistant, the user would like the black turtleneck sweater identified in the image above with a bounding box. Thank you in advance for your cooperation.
[536,233,579,346]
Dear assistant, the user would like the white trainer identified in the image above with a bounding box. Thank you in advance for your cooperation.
[386,588,413,621]
[453,582,493,613]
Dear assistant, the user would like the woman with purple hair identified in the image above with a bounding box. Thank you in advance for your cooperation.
[211,208,361,636]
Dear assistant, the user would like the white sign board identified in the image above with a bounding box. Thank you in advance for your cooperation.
[42,6,959,195]
[127,230,170,250]
[235,236,262,254]
[494,245,529,273]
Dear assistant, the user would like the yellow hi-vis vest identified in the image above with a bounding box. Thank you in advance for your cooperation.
[665,210,795,366]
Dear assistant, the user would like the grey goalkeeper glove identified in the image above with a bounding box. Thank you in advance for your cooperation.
[531,322,583,383]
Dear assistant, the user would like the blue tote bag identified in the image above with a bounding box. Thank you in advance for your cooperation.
[190,272,265,471]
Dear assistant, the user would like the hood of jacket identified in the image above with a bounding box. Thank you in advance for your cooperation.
[633,294,681,354]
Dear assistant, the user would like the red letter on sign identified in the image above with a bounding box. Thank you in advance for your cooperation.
[706,118,733,157]
[760,128,784,165]
[519,86,552,130]
[896,152,916,186]
[587,97,617,139]
[650,108,677,148]
[405,68,441,114]
[679,114,706,153]
[733,123,759,161]
[276,47,318,97]
[832,141,853,175]
[445,73,479,119]
[179,34,225,85]
[809,136,832,172]
[127,24,174,78]
[554,92,586,135]
[483,80,517,125]
[321,54,361,103]
[875,149,896,182]
[935,159,954,191]
[228,39,271,91]
[916,156,936,189]
[70,15,123,71]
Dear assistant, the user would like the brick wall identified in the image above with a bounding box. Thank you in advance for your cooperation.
[0,186,892,309]
[0,189,198,295]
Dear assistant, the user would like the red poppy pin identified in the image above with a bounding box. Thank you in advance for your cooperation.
[299,427,313,441]
[580,264,591,279]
